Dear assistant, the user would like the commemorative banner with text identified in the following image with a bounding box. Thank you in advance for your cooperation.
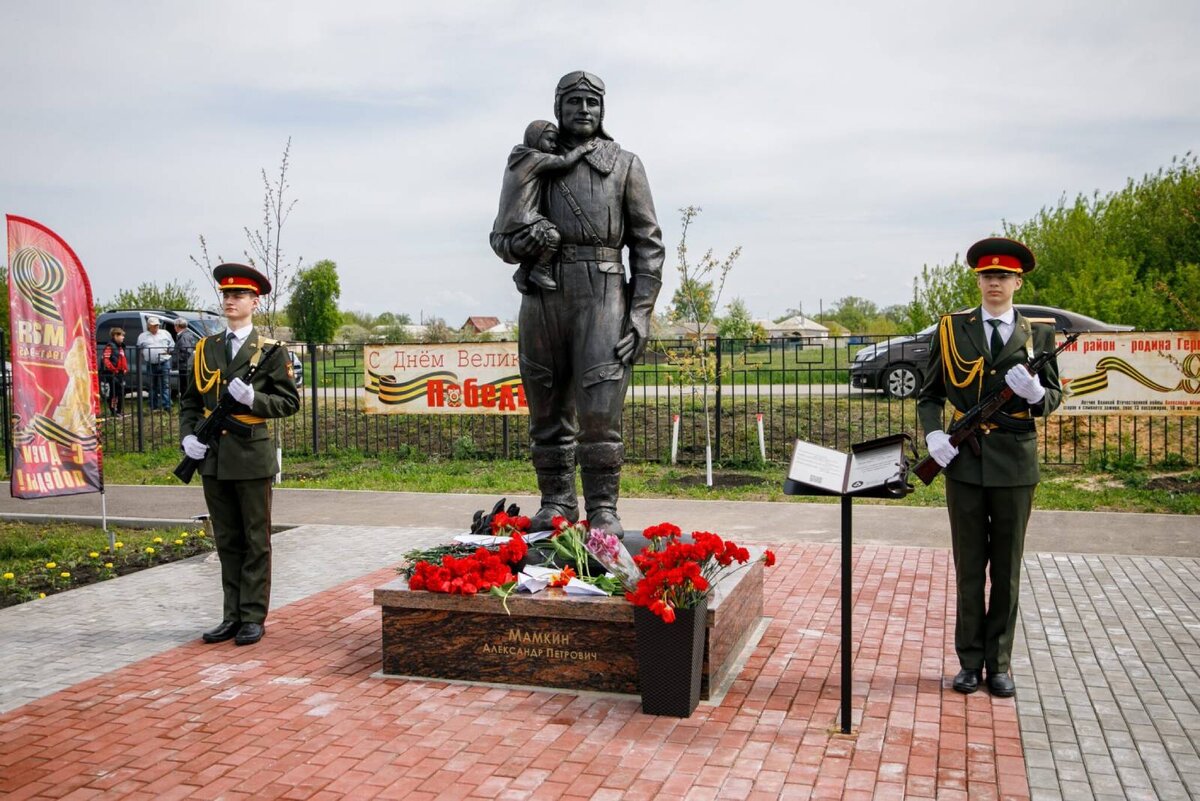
[1057,331,1200,416]
[363,342,527,415]
[6,215,102,498]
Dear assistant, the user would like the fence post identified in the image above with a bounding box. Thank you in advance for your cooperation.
[134,348,145,452]
[714,336,722,463]
[308,342,319,454]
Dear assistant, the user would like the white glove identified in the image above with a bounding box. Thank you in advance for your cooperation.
[1005,365,1045,403]
[925,430,959,468]
[182,435,208,460]
[228,377,255,406]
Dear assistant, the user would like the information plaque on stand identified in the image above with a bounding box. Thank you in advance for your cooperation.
[782,433,915,734]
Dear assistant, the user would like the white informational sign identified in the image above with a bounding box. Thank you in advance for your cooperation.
[362,342,528,415]
[1057,332,1200,416]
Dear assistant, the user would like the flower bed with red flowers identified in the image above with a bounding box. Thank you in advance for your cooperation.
[628,523,776,623]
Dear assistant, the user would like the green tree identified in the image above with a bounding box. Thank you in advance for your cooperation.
[422,317,456,343]
[716,297,765,340]
[100,280,201,311]
[819,296,879,333]
[904,257,977,330]
[1003,152,1200,328]
[287,260,341,343]
[668,277,714,323]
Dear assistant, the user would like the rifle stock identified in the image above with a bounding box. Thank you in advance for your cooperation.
[173,342,282,484]
[913,332,1079,486]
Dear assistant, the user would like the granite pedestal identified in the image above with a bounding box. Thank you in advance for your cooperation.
[374,560,763,698]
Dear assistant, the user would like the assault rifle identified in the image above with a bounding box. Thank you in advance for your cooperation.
[912,332,1079,486]
[173,342,282,484]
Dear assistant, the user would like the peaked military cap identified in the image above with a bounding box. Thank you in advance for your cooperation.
[213,262,271,295]
[966,237,1036,275]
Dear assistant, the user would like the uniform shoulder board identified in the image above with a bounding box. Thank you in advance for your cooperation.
[260,337,279,347]
[948,309,972,316]
[1025,317,1056,327]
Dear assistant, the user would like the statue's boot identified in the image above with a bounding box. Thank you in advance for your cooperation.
[529,444,578,532]
[580,442,624,539]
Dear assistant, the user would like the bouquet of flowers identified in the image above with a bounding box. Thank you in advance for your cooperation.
[627,522,775,623]
[406,511,530,595]
[582,526,643,591]
[540,517,624,595]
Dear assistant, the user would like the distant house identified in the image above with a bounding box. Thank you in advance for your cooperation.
[760,315,830,340]
[460,316,514,341]
[653,320,719,340]
[461,316,502,335]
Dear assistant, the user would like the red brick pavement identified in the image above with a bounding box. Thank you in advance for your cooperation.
[0,543,1029,800]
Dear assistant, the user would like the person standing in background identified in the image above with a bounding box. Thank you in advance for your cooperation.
[173,317,200,396]
[137,316,174,411]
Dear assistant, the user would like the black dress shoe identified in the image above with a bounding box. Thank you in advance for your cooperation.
[952,668,982,694]
[234,622,264,646]
[201,620,241,643]
[986,671,1016,697]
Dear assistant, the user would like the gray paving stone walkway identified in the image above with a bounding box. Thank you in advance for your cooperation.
[1015,553,1200,801]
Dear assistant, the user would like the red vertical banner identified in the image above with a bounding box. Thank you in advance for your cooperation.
[6,215,102,498]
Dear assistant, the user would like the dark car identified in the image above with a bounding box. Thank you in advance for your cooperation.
[96,310,303,405]
[849,305,1135,399]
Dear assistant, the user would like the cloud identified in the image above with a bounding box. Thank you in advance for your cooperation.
[2,0,1197,323]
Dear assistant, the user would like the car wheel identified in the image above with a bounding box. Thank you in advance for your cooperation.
[883,364,920,399]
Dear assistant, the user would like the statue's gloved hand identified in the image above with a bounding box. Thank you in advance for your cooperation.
[182,434,208,460]
[510,227,541,261]
[617,274,663,366]
[925,430,959,468]
[1005,365,1045,403]
[614,331,641,367]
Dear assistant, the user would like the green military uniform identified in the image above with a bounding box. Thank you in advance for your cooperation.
[180,319,299,629]
[918,296,1062,678]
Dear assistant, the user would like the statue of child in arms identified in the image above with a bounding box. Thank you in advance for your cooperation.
[492,120,596,293]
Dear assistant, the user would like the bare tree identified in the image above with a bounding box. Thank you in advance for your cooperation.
[244,138,302,336]
[188,235,224,309]
[669,206,742,485]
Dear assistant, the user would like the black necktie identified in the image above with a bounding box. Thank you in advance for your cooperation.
[225,334,235,363]
[988,319,1003,360]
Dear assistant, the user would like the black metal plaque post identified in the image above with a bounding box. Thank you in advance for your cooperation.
[782,434,914,735]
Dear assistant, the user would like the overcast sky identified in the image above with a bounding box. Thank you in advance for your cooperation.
[4,0,1197,326]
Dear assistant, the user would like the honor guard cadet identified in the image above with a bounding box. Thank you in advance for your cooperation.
[180,263,300,646]
[917,237,1062,697]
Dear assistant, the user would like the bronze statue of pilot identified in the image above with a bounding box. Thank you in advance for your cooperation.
[490,71,664,537]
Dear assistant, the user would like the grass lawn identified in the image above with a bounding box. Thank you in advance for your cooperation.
[0,520,213,608]
[102,448,1200,516]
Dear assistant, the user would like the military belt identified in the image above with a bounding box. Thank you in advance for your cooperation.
[560,244,622,264]
[203,409,267,426]
[951,407,1034,434]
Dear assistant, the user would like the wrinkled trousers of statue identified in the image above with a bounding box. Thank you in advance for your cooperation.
[519,250,630,535]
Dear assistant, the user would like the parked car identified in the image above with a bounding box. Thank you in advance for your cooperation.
[96,310,303,405]
[849,305,1135,399]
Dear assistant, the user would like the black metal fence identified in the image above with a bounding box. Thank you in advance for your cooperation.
[4,335,1197,471]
